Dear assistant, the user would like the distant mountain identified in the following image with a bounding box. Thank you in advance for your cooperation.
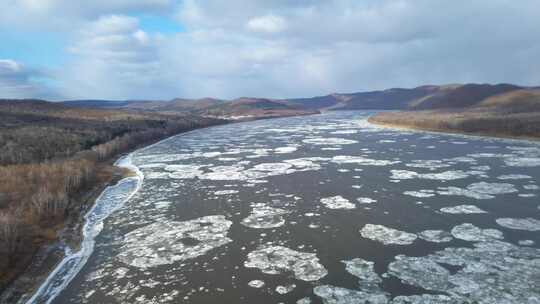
[58,83,533,116]
[61,97,316,120]
[408,83,522,110]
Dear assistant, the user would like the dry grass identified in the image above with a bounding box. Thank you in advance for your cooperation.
[369,110,540,140]
[0,100,226,290]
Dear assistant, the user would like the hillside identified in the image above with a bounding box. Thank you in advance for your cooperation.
[369,88,540,139]
[0,100,226,295]
[63,97,317,119]
[61,83,533,114]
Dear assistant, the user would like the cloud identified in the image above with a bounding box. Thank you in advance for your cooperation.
[247,15,287,34]
[2,1,540,100]
[57,15,175,100]
[0,59,58,99]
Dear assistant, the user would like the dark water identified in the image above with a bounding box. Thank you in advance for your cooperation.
[42,111,539,304]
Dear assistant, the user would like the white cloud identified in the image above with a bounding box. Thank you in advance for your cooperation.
[2,1,540,100]
[57,15,173,100]
[247,15,287,33]
[0,59,58,99]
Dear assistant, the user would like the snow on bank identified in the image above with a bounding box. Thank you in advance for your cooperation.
[26,155,144,304]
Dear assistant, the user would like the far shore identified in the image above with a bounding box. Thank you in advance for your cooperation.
[368,111,540,142]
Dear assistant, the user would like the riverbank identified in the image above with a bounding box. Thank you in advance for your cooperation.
[0,164,127,304]
[369,110,540,141]
[0,117,229,304]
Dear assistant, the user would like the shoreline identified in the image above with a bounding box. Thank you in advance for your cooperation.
[1,121,232,304]
[23,155,144,304]
[368,115,540,143]
[4,114,309,303]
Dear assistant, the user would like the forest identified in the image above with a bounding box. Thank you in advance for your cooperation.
[0,99,225,291]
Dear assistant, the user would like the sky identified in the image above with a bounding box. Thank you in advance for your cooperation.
[1,0,539,101]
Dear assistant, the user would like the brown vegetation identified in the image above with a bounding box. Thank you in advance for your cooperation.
[369,109,540,139]
[368,87,540,140]
[0,99,226,292]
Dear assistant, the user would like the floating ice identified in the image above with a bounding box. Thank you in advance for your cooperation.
[357,197,377,204]
[276,284,296,294]
[524,184,539,190]
[167,164,204,179]
[497,174,532,180]
[214,190,239,195]
[504,157,540,167]
[391,294,456,304]
[495,218,540,231]
[390,170,469,181]
[440,205,487,214]
[313,285,388,304]
[154,201,172,209]
[321,196,356,210]
[406,160,452,169]
[404,190,435,198]
[418,230,453,243]
[296,297,312,304]
[331,130,358,134]
[360,224,417,245]
[519,240,535,246]
[467,182,518,195]
[275,146,298,154]
[390,170,418,180]
[118,215,232,268]
[438,182,518,200]
[241,203,290,229]
[450,223,503,242]
[388,255,451,291]
[284,157,327,171]
[387,240,540,303]
[333,155,400,166]
[342,258,382,289]
[303,138,358,145]
[248,280,265,288]
[419,171,470,181]
[244,245,328,281]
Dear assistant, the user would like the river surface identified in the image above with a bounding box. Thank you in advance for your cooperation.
[38,111,540,303]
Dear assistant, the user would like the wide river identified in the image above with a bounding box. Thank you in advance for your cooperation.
[34,111,540,304]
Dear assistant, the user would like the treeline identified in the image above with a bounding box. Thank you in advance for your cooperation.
[369,110,540,139]
[0,100,226,289]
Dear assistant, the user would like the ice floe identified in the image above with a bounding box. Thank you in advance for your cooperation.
[333,155,400,166]
[388,255,451,291]
[244,245,328,281]
[504,157,540,167]
[405,160,452,169]
[303,138,358,145]
[241,203,290,229]
[275,146,298,154]
[313,285,388,304]
[497,174,532,180]
[418,230,453,243]
[321,196,356,209]
[439,205,487,214]
[342,258,382,290]
[450,223,503,242]
[357,197,377,204]
[495,217,540,231]
[360,224,417,245]
[248,280,265,288]
[276,284,296,294]
[118,215,232,268]
[387,240,540,303]
[438,182,518,199]
[391,294,457,304]
[390,170,470,181]
[403,190,435,198]
[214,190,239,195]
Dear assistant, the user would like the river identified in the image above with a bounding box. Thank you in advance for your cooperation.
[31,111,540,304]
